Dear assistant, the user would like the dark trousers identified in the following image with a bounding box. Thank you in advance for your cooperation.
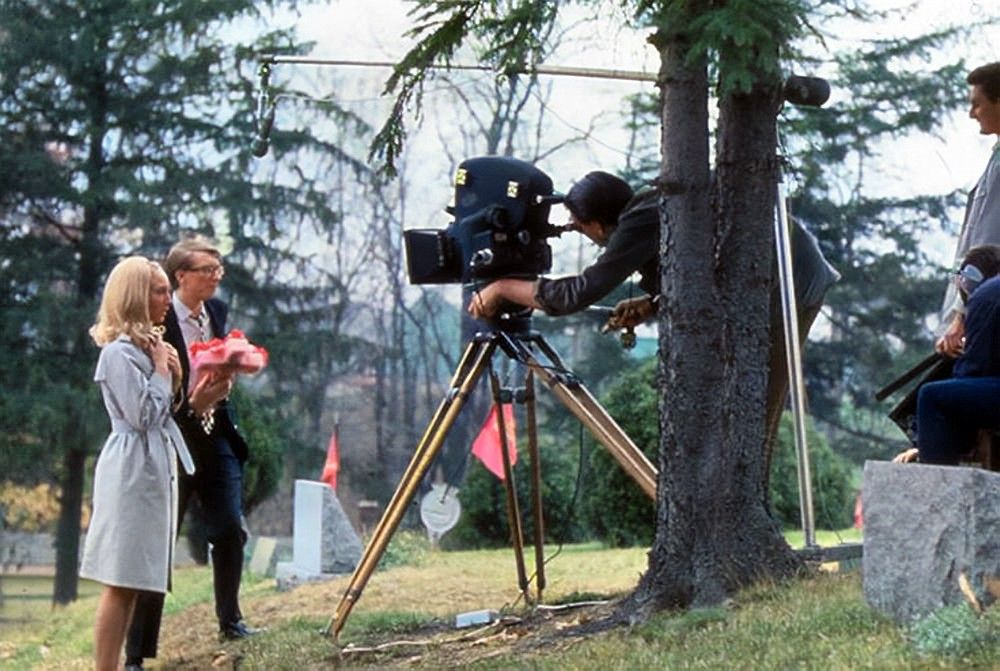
[126,436,246,660]
[917,376,1000,465]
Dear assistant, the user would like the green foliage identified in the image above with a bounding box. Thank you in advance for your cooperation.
[909,604,991,658]
[578,359,855,544]
[448,429,589,549]
[580,357,658,547]
[768,413,856,529]
[229,386,286,515]
[377,529,432,570]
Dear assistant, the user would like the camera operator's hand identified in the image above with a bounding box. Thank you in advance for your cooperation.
[935,314,965,358]
[467,279,540,319]
[601,296,656,333]
[468,283,505,319]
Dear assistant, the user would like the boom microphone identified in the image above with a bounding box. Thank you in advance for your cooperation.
[782,75,831,108]
[251,103,275,158]
[251,63,274,158]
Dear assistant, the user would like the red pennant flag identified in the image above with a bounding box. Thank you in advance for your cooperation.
[471,403,517,480]
[321,429,340,490]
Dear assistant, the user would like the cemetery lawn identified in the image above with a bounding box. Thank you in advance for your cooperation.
[5,530,1000,669]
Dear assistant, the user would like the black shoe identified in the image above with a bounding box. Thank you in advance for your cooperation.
[219,620,260,641]
[124,664,143,671]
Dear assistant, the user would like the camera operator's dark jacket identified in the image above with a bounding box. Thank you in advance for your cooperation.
[533,189,838,317]
[535,190,659,315]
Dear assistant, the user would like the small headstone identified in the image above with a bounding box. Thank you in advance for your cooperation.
[248,536,279,577]
[275,480,363,590]
[862,460,1000,623]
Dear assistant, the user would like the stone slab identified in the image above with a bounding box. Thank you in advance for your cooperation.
[248,536,279,577]
[275,480,362,590]
[862,460,1000,623]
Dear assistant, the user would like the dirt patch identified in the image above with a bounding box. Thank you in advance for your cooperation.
[152,583,621,669]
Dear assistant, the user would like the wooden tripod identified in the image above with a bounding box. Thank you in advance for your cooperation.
[325,328,657,641]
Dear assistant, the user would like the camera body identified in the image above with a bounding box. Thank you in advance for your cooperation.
[404,156,558,285]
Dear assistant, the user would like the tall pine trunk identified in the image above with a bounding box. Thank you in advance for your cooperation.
[627,24,802,619]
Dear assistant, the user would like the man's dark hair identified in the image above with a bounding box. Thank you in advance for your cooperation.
[963,244,1000,281]
[564,171,634,229]
[968,62,1000,102]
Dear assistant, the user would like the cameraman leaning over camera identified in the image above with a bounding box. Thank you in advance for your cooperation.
[467,171,658,329]
[467,168,839,452]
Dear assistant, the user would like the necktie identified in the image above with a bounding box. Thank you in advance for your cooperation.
[190,311,209,342]
[189,311,215,434]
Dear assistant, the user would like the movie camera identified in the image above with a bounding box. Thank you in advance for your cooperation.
[403,156,572,287]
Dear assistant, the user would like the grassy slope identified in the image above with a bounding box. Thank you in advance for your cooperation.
[2,531,998,670]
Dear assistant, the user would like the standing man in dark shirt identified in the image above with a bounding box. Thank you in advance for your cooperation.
[125,238,256,671]
[915,245,1000,465]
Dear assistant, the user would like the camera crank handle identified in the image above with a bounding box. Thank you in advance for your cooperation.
[620,326,636,350]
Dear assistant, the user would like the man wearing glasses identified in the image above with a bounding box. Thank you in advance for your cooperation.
[125,238,256,671]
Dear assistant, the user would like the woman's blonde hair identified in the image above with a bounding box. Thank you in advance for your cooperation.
[89,256,165,347]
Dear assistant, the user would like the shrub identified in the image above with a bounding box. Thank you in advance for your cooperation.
[579,358,658,547]
[909,604,990,658]
[768,414,856,530]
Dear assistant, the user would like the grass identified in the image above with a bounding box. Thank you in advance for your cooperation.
[3,530,1000,670]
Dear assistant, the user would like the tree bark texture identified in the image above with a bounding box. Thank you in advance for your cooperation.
[628,31,803,620]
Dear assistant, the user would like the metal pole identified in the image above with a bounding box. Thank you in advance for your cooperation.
[774,171,817,549]
[259,54,657,83]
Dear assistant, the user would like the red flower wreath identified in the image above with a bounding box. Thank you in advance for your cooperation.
[189,330,269,389]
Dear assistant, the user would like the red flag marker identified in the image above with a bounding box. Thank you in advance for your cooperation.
[472,404,517,480]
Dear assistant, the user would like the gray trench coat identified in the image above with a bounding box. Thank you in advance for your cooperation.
[79,336,194,592]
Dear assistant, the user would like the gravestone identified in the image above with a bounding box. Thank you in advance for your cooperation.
[248,537,280,577]
[862,460,1000,623]
[275,480,362,590]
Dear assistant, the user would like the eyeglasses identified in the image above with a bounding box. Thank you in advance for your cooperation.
[186,263,225,278]
[955,264,984,297]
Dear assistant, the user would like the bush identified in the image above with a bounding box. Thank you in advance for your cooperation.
[447,432,588,549]
[768,413,857,530]
[578,358,857,546]
[579,358,658,547]
[909,604,990,658]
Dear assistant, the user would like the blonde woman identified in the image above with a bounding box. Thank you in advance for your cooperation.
[79,256,194,671]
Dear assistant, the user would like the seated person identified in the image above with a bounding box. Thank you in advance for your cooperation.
[894,244,1000,464]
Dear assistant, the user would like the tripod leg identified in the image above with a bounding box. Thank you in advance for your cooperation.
[526,338,657,500]
[524,370,546,602]
[326,337,497,640]
[490,371,531,604]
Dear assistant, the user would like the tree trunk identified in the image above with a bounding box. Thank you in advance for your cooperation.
[52,444,85,605]
[627,29,802,620]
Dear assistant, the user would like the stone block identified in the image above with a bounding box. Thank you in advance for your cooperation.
[248,536,279,577]
[862,460,1000,623]
[275,480,362,589]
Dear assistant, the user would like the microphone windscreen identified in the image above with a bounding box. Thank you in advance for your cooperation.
[783,76,831,108]
[251,138,269,158]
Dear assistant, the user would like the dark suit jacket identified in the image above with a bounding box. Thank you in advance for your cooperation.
[164,298,249,463]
